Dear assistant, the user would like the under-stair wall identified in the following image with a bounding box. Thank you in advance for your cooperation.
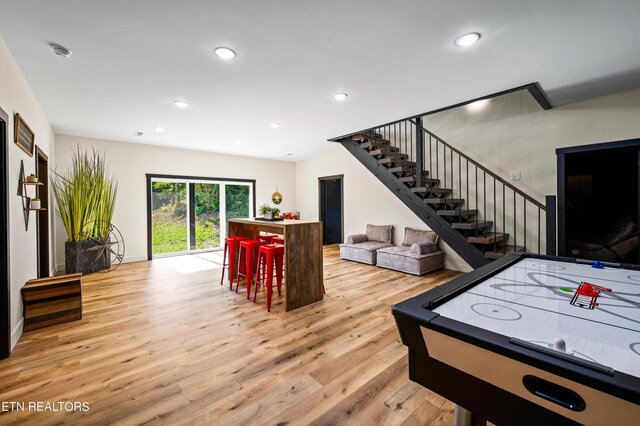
[329,88,552,269]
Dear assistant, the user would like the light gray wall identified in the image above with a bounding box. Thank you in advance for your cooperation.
[0,36,56,348]
[295,87,640,272]
[54,134,297,270]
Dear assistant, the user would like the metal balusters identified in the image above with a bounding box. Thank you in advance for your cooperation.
[493,178,498,251]
[502,184,506,253]
[475,164,478,227]
[444,145,447,190]
[524,199,527,253]
[513,195,517,250]
[483,172,486,237]
[537,208,541,254]
[450,149,453,198]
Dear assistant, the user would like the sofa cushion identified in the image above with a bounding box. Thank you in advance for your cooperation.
[603,218,637,247]
[339,241,393,265]
[346,233,368,244]
[340,241,393,251]
[377,245,436,259]
[376,249,445,275]
[366,224,393,243]
[410,242,438,255]
[403,227,438,246]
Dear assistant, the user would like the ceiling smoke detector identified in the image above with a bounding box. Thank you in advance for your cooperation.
[134,131,144,137]
[49,43,72,57]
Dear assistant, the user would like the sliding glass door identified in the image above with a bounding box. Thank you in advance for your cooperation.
[149,176,253,258]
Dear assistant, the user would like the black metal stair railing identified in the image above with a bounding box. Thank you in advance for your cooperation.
[418,125,546,255]
[330,115,548,257]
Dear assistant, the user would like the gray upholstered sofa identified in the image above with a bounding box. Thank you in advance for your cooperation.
[376,227,444,275]
[339,224,394,265]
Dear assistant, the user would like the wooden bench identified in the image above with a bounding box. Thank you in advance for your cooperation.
[21,274,83,331]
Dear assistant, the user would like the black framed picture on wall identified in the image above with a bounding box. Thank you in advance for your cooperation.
[14,113,34,157]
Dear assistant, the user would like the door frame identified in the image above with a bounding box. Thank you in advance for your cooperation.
[318,174,344,245]
[35,146,49,278]
[556,138,640,257]
[1,106,10,359]
[146,173,256,260]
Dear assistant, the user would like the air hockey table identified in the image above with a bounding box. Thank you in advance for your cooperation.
[392,253,640,426]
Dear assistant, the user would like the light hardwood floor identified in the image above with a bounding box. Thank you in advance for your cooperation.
[0,246,460,425]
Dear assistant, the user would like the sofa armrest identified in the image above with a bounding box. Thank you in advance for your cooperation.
[346,234,368,244]
[410,242,438,255]
[610,236,639,258]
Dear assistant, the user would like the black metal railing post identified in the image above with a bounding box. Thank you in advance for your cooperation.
[415,117,424,187]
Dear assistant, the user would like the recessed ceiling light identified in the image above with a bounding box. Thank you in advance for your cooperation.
[154,127,165,133]
[271,122,281,129]
[49,43,72,58]
[214,47,236,59]
[173,100,189,108]
[455,32,481,47]
[334,93,348,101]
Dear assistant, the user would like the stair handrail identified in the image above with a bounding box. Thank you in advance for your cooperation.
[416,122,546,211]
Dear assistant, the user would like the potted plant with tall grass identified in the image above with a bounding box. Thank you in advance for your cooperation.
[52,147,118,274]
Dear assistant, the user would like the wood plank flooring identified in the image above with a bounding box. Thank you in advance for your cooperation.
[0,246,460,425]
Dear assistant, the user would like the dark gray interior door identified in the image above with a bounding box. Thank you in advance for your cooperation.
[320,177,343,245]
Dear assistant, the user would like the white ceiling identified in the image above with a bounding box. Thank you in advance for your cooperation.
[1,0,640,160]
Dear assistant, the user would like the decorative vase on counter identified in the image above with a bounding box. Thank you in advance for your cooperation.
[264,211,274,220]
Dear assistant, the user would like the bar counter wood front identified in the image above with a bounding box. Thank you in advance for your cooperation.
[228,218,324,311]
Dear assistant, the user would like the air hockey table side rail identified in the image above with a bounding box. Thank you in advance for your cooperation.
[392,252,640,426]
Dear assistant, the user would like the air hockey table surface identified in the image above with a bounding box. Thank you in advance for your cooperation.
[392,253,640,426]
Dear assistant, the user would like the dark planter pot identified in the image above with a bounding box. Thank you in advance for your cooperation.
[65,239,111,275]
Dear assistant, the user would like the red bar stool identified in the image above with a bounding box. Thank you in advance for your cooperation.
[220,236,247,289]
[257,233,278,244]
[235,239,263,299]
[272,237,285,244]
[254,244,285,312]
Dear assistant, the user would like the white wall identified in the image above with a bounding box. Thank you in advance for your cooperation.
[425,88,640,202]
[54,135,296,269]
[295,87,640,273]
[0,36,55,349]
[295,143,470,271]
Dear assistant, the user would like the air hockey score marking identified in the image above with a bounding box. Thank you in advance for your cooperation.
[570,282,612,310]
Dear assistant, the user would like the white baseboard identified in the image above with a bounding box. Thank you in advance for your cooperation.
[11,319,23,350]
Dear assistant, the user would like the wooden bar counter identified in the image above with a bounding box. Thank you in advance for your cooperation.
[228,218,324,311]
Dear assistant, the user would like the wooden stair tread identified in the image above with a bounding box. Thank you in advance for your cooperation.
[389,166,428,176]
[411,187,452,194]
[379,158,416,166]
[485,245,526,260]
[370,150,408,160]
[452,221,493,230]
[399,176,440,184]
[424,198,464,205]
[352,132,382,142]
[362,141,396,150]
[437,209,478,217]
[468,232,508,245]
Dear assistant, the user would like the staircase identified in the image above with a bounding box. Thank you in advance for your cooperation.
[331,119,548,270]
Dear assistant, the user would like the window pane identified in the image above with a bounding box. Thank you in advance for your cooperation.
[194,183,220,250]
[151,181,187,255]
[226,185,250,220]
